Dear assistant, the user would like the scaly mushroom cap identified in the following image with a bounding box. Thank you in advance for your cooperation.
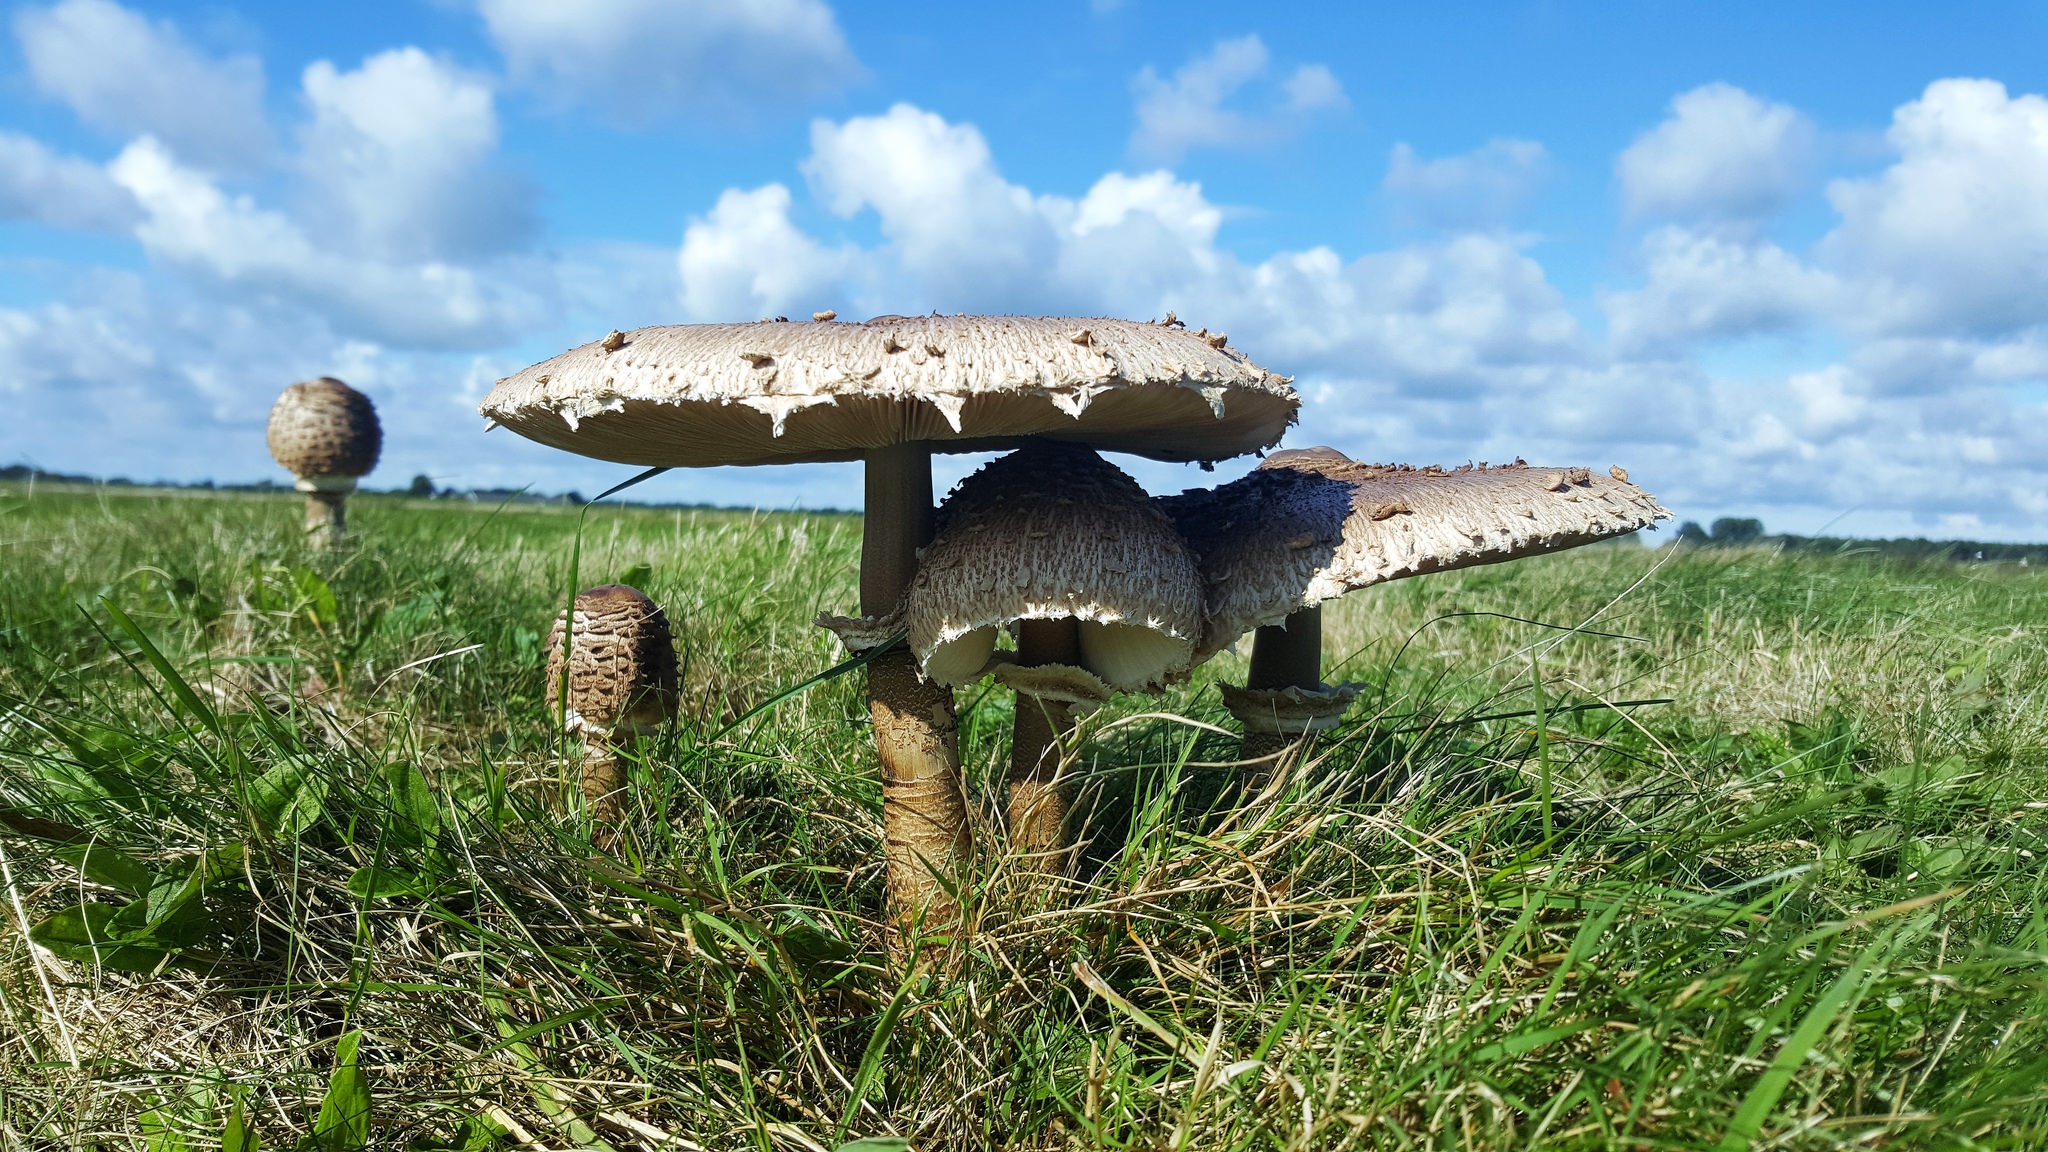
[480,315,1296,467]
[1161,450,1672,661]
[266,377,381,481]
[544,584,680,737]
[904,443,1204,693]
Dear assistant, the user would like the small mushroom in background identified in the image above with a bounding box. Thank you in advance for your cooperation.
[1160,449,1671,766]
[483,315,1294,933]
[904,442,1204,870]
[266,377,381,550]
[545,584,680,829]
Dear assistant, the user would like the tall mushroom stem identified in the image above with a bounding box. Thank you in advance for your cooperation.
[1007,617,1081,869]
[582,744,629,825]
[862,442,972,932]
[1242,605,1322,766]
[298,481,354,550]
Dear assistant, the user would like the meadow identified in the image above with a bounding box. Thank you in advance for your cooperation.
[1,481,2044,1151]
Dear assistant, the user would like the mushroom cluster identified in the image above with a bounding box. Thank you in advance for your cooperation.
[266,377,381,549]
[481,312,1672,928]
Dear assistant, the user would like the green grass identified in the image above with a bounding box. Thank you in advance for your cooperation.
[2,481,2045,1151]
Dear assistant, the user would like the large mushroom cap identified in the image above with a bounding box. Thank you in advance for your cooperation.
[480,315,1296,467]
[904,442,1204,693]
[544,584,680,737]
[267,377,381,481]
[1161,450,1672,661]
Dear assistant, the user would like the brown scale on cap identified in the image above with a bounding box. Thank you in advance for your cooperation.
[266,377,380,549]
[906,442,1203,868]
[544,585,679,826]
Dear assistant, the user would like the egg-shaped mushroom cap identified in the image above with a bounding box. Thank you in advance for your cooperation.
[544,584,680,737]
[904,442,1204,693]
[1161,453,1672,662]
[480,315,1296,468]
[266,377,381,480]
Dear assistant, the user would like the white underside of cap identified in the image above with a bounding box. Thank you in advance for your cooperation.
[294,476,358,493]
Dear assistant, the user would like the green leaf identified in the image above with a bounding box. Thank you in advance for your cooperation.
[305,1031,371,1152]
[615,563,654,591]
[223,1087,259,1152]
[290,567,338,627]
[53,842,159,895]
[407,1113,505,1151]
[249,760,328,838]
[140,1104,194,1152]
[833,1140,910,1152]
[1717,942,1880,1151]
[383,761,440,842]
[29,904,171,972]
[347,866,425,902]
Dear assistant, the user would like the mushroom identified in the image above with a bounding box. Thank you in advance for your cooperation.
[903,442,1204,867]
[1160,450,1671,763]
[266,377,381,549]
[544,584,680,827]
[481,315,1295,925]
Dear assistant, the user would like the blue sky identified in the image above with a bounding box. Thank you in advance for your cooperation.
[5,1,2048,538]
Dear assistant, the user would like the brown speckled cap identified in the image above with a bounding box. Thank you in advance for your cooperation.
[1161,449,1672,661]
[544,585,680,737]
[480,315,1297,467]
[903,443,1204,693]
[266,377,381,482]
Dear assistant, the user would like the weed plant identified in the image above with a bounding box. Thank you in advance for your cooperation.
[1,483,2044,1150]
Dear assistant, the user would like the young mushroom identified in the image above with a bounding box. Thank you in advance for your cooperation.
[904,442,1204,869]
[266,377,381,549]
[482,315,1294,929]
[1160,450,1671,765]
[545,584,680,827]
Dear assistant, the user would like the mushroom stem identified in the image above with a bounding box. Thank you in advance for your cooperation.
[1007,616,1081,868]
[862,442,972,932]
[1242,605,1322,765]
[582,743,629,826]
[302,490,349,549]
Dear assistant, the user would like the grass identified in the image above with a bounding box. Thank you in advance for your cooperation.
[1,480,2045,1151]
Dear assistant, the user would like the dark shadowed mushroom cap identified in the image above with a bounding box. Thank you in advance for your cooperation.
[902,443,1204,694]
[1160,449,1672,661]
[545,584,680,737]
[267,377,381,482]
[480,315,1296,467]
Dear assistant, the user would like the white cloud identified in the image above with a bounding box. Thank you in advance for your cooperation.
[109,137,545,349]
[475,0,860,126]
[678,184,854,320]
[0,130,139,231]
[1821,79,2048,336]
[298,48,534,262]
[1130,36,1347,162]
[1617,83,1812,225]
[1602,226,1840,353]
[14,0,271,171]
[1384,138,1549,229]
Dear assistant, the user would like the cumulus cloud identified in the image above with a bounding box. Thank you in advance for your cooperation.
[15,0,271,171]
[1602,226,1840,353]
[1130,36,1347,162]
[1384,138,1549,229]
[475,0,860,126]
[0,131,139,231]
[1822,79,2048,336]
[1617,82,1812,226]
[298,48,535,262]
[679,184,854,320]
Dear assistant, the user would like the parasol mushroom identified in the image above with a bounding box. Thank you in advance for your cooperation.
[266,377,381,549]
[1161,450,1670,763]
[544,584,680,827]
[902,442,1204,868]
[482,315,1295,926]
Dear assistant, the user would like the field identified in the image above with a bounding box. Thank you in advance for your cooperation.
[1,482,2045,1151]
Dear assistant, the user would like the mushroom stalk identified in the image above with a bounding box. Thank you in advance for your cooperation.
[1007,617,1081,866]
[302,487,351,549]
[580,745,630,824]
[1242,605,1322,765]
[862,442,972,931]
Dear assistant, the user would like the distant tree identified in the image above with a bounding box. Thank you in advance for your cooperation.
[1676,521,1710,546]
[563,491,585,506]
[408,474,436,497]
[1710,517,1765,544]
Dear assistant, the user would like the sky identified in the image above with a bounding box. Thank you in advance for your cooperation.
[4,1,2048,538]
